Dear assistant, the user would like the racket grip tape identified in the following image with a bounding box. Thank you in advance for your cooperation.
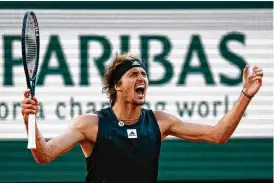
[27,114,36,149]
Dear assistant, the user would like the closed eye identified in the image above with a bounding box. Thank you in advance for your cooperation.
[129,71,146,77]
[129,72,138,77]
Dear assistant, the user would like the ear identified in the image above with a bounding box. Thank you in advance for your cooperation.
[115,83,122,91]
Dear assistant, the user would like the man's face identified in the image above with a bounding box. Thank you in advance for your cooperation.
[116,67,148,106]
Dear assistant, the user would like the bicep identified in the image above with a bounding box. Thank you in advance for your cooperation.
[47,126,85,159]
[46,114,96,159]
[168,120,216,142]
[156,110,217,143]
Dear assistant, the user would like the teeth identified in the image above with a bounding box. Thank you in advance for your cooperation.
[136,85,145,89]
[135,85,145,95]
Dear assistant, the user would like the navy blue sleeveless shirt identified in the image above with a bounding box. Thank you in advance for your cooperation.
[85,107,161,183]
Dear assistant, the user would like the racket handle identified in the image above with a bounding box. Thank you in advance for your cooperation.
[27,114,36,149]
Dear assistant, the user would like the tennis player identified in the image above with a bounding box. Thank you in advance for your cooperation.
[21,54,263,183]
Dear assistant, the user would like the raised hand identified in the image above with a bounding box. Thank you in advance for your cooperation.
[242,65,264,98]
[21,89,39,122]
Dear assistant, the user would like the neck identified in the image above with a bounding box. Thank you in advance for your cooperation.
[112,100,141,123]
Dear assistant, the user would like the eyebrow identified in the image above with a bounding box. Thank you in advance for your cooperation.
[128,70,146,75]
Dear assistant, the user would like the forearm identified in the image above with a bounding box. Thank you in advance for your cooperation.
[21,92,85,164]
[24,117,54,164]
[214,92,252,143]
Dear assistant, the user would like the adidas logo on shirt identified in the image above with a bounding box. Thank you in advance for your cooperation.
[132,61,140,66]
[127,129,137,138]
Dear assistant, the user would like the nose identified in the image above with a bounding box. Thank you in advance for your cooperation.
[137,72,146,80]
[136,73,147,86]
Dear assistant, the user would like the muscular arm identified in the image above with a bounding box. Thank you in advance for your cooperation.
[21,90,98,164]
[156,92,251,144]
[24,114,97,164]
[156,65,263,144]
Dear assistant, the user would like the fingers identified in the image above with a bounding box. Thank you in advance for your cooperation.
[21,102,37,114]
[246,65,263,80]
[21,108,36,115]
[21,104,37,111]
[252,66,263,73]
[252,76,263,81]
[257,77,262,86]
[248,65,263,86]
[243,65,249,79]
[21,105,37,115]
[252,66,262,74]
[254,67,262,72]
[248,69,264,80]
[21,94,39,116]
[21,104,38,115]
[252,76,263,86]
[24,89,31,98]
[22,98,36,105]
[244,65,263,76]
[252,65,259,70]
[248,71,264,79]
[33,96,39,105]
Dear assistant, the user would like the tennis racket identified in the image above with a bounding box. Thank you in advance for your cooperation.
[21,11,40,149]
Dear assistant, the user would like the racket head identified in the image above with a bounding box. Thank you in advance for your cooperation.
[21,11,40,95]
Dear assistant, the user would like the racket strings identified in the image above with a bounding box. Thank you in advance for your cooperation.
[26,15,37,78]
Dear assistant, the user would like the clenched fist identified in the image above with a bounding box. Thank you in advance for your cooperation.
[21,89,39,122]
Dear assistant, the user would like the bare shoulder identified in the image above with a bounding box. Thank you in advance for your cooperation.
[152,110,179,139]
[70,113,99,133]
[153,110,179,122]
[69,113,99,143]
[153,110,184,131]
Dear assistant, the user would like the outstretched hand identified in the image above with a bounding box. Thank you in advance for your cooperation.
[242,65,264,97]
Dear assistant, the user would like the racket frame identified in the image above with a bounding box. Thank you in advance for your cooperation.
[21,11,40,149]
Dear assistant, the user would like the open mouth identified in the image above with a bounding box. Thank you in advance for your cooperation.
[135,86,145,96]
